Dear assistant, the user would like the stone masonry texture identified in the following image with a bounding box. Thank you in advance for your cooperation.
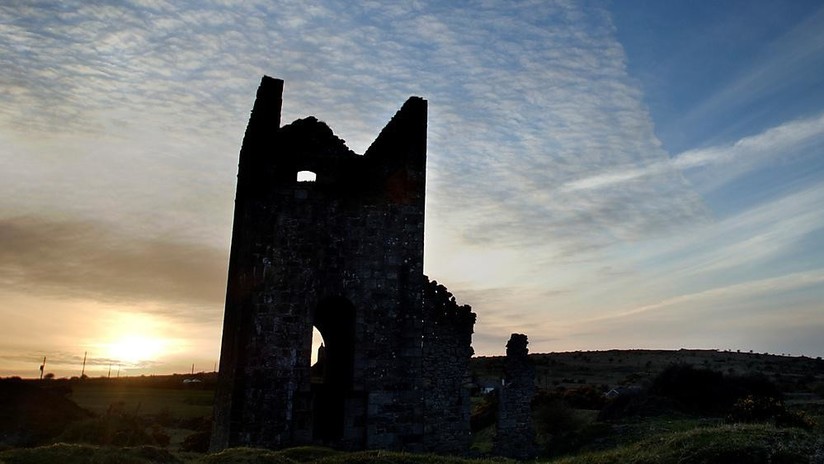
[493,333,537,460]
[211,76,476,453]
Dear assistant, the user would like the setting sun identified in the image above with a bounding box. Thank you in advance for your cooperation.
[106,335,167,364]
[93,311,179,367]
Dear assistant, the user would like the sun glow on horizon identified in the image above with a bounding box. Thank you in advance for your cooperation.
[93,310,182,367]
[106,335,168,364]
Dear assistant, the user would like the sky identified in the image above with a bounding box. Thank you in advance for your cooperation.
[2,0,823,378]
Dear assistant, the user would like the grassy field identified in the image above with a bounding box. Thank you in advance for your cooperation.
[474,349,824,395]
[1,426,822,464]
[2,350,822,463]
[69,382,213,418]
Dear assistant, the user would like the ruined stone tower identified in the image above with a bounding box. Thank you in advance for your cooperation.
[212,76,475,453]
[493,333,537,460]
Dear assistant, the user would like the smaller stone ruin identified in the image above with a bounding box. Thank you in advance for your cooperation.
[493,333,538,460]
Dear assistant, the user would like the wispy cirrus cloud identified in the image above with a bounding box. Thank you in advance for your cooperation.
[2,0,822,365]
[560,112,824,194]
[579,269,824,324]
[2,0,709,275]
[677,5,824,146]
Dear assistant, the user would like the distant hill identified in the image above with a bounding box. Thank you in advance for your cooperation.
[471,349,824,396]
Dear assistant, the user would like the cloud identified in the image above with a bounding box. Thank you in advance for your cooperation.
[0,0,711,274]
[617,180,824,291]
[554,268,824,355]
[559,111,824,194]
[1,0,821,365]
[579,269,824,324]
[678,5,824,142]
[0,216,227,317]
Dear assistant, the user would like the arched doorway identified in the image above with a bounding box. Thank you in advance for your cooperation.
[311,297,356,443]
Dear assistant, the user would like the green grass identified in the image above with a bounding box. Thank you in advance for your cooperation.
[0,445,512,464]
[0,443,181,464]
[550,423,820,464]
[4,352,821,462]
[69,384,213,419]
[3,426,819,464]
[197,447,296,464]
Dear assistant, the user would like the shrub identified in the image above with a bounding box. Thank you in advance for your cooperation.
[550,424,819,464]
[598,392,680,420]
[58,403,169,447]
[649,364,783,415]
[533,392,610,457]
[727,395,784,423]
[0,378,92,447]
[181,431,211,453]
[534,396,585,436]
[470,392,497,432]
[0,443,180,464]
[649,364,725,413]
[727,395,816,430]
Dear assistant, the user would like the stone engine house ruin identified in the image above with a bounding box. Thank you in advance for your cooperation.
[212,76,476,453]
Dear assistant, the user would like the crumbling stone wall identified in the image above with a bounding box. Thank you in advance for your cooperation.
[211,76,475,453]
[493,333,537,460]
[422,280,476,453]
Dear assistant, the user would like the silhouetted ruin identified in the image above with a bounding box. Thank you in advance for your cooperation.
[493,333,537,460]
[212,76,476,453]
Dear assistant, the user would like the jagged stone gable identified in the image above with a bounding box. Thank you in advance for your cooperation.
[212,76,475,454]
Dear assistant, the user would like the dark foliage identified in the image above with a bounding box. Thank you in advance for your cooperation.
[649,364,782,415]
[597,390,680,421]
[550,385,607,410]
[599,364,787,421]
[182,430,211,453]
[532,390,611,457]
[0,443,181,464]
[0,378,92,447]
[727,395,816,429]
[469,392,497,432]
[58,401,170,447]
[649,364,727,413]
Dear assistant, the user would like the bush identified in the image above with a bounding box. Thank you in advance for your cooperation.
[470,392,497,432]
[58,402,169,447]
[550,424,819,464]
[181,431,211,453]
[0,443,179,464]
[649,364,783,415]
[649,364,726,413]
[533,392,609,457]
[597,391,679,420]
[727,395,816,429]
[534,396,585,436]
[559,386,607,410]
[0,378,92,447]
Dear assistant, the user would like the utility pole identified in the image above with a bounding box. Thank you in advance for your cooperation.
[107,363,111,379]
[81,351,87,378]
[191,363,195,375]
[39,356,46,380]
